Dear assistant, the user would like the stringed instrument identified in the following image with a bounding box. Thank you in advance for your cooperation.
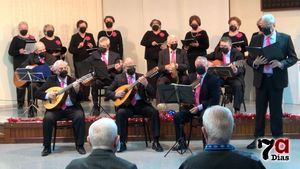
[113,67,159,107]
[43,72,94,110]
[208,59,245,67]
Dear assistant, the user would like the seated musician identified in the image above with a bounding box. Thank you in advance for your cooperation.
[35,60,86,156]
[156,35,189,103]
[85,36,123,116]
[106,57,163,152]
[173,56,220,151]
[206,37,245,113]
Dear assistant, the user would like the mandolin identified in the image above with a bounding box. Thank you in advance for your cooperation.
[43,72,94,110]
[113,67,159,107]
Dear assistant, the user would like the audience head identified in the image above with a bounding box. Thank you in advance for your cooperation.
[104,16,115,29]
[123,57,136,75]
[261,14,276,36]
[98,37,110,53]
[87,118,120,152]
[150,19,161,32]
[195,56,208,75]
[228,16,241,32]
[219,36,232,54]
[51,60,68,78]
[18,21,28,36]
[202,105,234,144]
[189,15,201,30]
[77,20,88,34]
[167,35,178,50]
[34,42,46,55]
[43,24,55,37]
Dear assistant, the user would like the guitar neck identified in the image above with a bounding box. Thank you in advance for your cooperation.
[57,83,73,95]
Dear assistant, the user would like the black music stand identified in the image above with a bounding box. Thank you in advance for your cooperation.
[16,68,46,117]
[158,83,194,157]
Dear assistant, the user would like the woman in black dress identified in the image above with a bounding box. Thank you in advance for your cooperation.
[140,19,169,71]
[184,15,209,74]
[40,24,64,62]
[69,20,96,101]
[221,16,248,55]
[97,16,123,58]
[8,21,36,109]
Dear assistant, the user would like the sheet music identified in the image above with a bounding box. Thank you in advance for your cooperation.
[24,43,36,54]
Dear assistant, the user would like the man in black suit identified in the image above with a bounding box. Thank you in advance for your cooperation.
[206,37,245,113]
[246,14,298,149]
[106,57,163,152]
[35,60,86,156]
[65,118,137,169]
[179,106,266,169]
[85,37,123,115]
[156,35,189,103]
[173,56,220,150]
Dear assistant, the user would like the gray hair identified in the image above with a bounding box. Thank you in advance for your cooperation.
[51,60,68,73]
[202,105,234,144]
[18,21,28,30]
[88,118,118,150]
[167,34,177,45]
[195,56,208,67]
[261,14,276,26]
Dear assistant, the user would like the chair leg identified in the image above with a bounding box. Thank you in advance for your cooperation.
[243,101,247,112]
[187,119,193,147]
[142,118,148,147]
[146,120,151,143]
[53,124,57,151]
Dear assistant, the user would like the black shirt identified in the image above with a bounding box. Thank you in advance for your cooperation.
[184,30,209,56]
[68,33,96,62]
[222,31,248,54]
[140,30,169,60]
[97,30,123,58]
[40,36,62,54]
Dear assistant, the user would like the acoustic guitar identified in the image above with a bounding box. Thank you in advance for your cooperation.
[113,67,159,107]
[43,72,94,110]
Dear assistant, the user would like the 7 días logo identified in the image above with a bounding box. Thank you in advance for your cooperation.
[257,138,290,161]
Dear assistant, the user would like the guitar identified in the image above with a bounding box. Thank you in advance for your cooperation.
[208,59,245,67]
[113,67,159,107]
[43,72,94,110]
[107,60,123,70]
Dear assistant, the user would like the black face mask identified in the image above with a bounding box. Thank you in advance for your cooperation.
[261,27,272,36]
[59,70,68,78]
[258,25,263,32]
[170,43,178,50]
[152,25,159,31]
[79,27,87,33]
[196,65,206,75]
[191,24,198,30]
[98,47,107,54]
[127,67,135,75]
[229,25,237,32]
[20,30,28,36]
[38,52,46,58]
[105,22,113,28]
[220,47,229,54]
[46,30,54,37]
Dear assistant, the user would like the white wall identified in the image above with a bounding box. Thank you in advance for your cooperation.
[0,0,103,105]
[230,0,300,104]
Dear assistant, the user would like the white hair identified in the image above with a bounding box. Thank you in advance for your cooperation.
[99,36,110,45]
[18,21,28,30]
[195,56,208,67]
[167,34,177,45]
[202,105,234,144]
[261,14,276,26]
[88,118,118,150]
[51,60,68,73]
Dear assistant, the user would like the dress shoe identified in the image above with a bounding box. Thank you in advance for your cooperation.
[91,104,100,116]
[117,142,127,152]
[247,139,257,149]
[76,146,86,154]
[41,147,51,156]
[152,141,164,152]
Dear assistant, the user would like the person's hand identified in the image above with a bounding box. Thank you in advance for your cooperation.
[78,42,84,48]
[19,48,25,54]
[270,60,283,69]
[138,76,148,86]
[87,42,93,48]
[190,106,198,114]
[235,46,242,52]
[165,64,173,73]
[190,41,199,47]
[160,44,167,49]
[73,80,80,92]
[230,63,238,73]
[183,45,189,51]
[115,90,125,98]
[253,56,268,66]
[25,65,36,69]
[47,91,57,100]
[52,52,61,57]
[114,60,123,72]
[152,41,158,46]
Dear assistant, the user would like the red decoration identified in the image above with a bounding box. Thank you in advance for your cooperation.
[28,35,35,40]
[85,36,91,41]
[55,40,61,46]
[159,32,165,38]
[112,31,117,37]
[236,32,243,38]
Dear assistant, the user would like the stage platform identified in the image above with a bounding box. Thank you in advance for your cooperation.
[0,100,300,143]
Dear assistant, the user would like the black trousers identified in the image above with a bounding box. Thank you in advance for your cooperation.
[255,75,283,137]
[115,101,160,142]
[43,106,85,148]
[74,61,90,100]
[91,78,111,104]
[224,78,244,110]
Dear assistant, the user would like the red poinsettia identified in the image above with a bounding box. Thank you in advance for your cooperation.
[159,32,165,38]
[236,32,243,38]
[112,31,117,37]
[85,36,91,41]
[55,40,61,45]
